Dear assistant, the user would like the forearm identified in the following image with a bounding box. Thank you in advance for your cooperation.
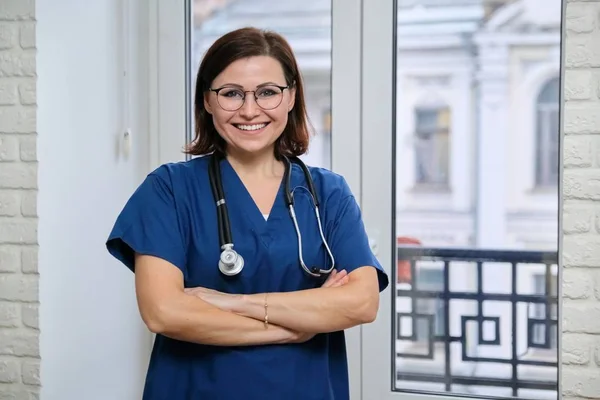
[147,292,295,346]
[236,284,378,334]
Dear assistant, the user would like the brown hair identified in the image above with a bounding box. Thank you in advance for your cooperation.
[185,27,312,158]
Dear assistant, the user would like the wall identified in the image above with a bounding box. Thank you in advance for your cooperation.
[561,0,600,397]
[0,0,40,398]
[36,0,151,399]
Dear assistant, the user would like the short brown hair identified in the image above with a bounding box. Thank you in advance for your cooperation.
[185,27,312,158]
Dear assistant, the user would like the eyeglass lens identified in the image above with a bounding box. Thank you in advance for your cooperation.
[216,86,284,111]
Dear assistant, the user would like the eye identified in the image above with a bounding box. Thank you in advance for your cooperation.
[256,87,281,97]
[220,89,243,98]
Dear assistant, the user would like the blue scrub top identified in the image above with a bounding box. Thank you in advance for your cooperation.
[106,155,389,400]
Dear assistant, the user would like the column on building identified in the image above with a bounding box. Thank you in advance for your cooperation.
[472,36,513,368]
[474,38,509,249]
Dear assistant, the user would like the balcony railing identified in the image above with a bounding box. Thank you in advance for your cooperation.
[394,245,558,400]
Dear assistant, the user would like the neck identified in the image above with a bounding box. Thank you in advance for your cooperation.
[225,147,284,179]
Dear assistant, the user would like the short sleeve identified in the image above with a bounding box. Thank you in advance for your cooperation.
[106,169,187,275]
[327,184,389,293]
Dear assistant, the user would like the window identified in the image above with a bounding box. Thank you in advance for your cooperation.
[414,107,450,187]
[535,78,560,187]
[383,1,562,398]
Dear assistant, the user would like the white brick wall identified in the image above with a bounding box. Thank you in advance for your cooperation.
[562,0,600,398]
[0,1,39,399]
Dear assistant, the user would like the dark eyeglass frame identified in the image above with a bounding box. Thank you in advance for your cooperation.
[208,84,290,111]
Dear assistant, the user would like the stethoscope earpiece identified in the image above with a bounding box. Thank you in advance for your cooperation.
[209,153,335,278]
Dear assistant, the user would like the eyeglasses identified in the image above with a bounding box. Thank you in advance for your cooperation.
[208,84,289,112]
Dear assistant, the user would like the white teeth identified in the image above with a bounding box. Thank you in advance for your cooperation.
[236,123,266,131]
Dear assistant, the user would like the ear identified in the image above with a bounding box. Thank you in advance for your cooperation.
[204,92,213,114]
[287,85,296,112]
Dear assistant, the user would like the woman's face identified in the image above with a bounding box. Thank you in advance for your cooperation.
[204,56,296,158]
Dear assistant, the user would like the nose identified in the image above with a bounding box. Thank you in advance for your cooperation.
[239,93,260,118]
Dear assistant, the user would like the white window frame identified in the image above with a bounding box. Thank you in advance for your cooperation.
[359,0,399,398]
[148,0,189,168]
[331,1,364,398]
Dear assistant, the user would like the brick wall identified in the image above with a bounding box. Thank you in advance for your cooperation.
[0,0,40,399]
[562,0,600,398]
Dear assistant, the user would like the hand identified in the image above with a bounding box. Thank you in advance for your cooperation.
[286,270,348,344]
[321,269,348,288]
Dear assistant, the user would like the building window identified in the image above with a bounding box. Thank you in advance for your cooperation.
[535,78,560,187]
[414,107,451,187]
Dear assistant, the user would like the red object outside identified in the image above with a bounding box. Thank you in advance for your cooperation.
[396,236,422,283]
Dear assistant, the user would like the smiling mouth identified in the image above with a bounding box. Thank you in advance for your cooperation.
[233,123,269,132]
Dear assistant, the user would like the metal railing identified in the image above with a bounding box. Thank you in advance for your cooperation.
[394,245,558,399]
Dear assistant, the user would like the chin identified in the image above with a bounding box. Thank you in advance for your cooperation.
[225,136,276,155]
[229,140,276,157]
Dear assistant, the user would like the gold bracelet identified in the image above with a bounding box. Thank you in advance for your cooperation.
[264,293,269,329]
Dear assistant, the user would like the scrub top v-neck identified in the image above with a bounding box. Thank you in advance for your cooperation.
[106,155,389,400]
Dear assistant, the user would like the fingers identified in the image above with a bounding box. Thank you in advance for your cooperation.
[320,270,334,288]
[321,270,336,288]
[322,269,348,288]
[330,275,349,288]
[336,270,347,280]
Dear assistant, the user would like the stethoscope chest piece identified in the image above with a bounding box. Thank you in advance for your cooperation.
[218,246,244,276]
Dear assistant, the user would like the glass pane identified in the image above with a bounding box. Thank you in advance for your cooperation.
[188,0,332,169]
[393,0,561,399]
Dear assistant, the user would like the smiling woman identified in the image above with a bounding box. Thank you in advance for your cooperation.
[201,55,297,159]
[105,26,389,400]
[186,28,311,162]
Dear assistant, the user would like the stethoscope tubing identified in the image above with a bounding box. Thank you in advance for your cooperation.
[209,151,335,278]
[209,153,233,248]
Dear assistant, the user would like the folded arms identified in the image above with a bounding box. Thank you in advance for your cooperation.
[134,254,380,347]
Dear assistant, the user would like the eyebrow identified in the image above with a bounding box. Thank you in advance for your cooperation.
[216,81,285,89]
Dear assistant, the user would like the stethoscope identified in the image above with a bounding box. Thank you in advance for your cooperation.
[208,152,336,278]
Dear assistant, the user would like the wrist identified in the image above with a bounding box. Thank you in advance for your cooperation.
[234,294,256,317]
[230,294,246,315]
[241,293,270,323]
